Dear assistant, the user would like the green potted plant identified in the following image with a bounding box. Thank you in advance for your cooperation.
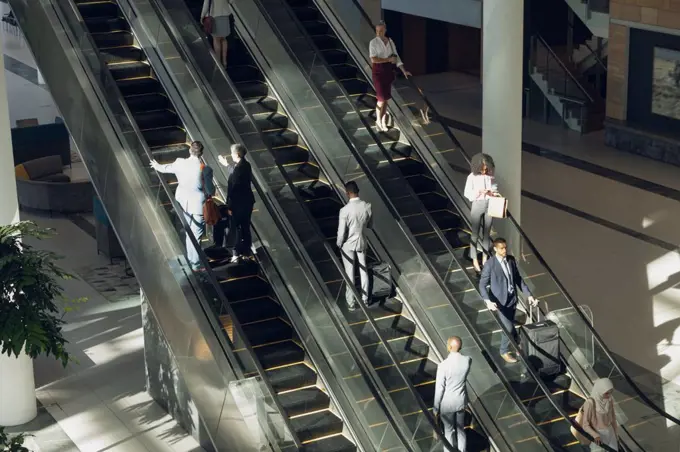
[0,221,84,426]
[0,427,30,451]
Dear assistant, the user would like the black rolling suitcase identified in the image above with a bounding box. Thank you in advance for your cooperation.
[523,305,561,376]
[369,261,395,300]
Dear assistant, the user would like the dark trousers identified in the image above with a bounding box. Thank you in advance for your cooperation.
[232,204,253,256]
[213,205,230,247]
[498,299,518,356]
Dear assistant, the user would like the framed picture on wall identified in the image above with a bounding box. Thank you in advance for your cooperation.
[652,47,680,120]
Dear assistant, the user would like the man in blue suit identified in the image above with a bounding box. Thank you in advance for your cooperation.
[479,238,538,363]
[151,141,215,269]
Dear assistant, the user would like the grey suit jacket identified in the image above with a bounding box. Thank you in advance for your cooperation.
[336,198,372,252]
[154,156,215,215]
[433,352,471,415]
[479,255,531,308]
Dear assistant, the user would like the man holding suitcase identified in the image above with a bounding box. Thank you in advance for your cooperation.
[479,238,538,363]
[337,181,372,311]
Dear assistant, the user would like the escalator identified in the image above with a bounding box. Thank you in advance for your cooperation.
[73,1,358,450]
[247,0,680,450]
[219,0,588,449]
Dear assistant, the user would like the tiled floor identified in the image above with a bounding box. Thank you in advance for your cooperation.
[10,211,204,452]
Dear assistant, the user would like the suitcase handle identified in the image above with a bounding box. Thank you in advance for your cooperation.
[527,299,546,324]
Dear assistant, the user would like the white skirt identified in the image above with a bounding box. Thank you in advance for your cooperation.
[589,425,618,451]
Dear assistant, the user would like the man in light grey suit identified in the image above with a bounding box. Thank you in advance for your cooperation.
[336,181,372,310]
[433,336,471,452]
[150,141,215,269]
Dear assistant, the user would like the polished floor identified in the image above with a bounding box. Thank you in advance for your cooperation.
[4,3,680,447]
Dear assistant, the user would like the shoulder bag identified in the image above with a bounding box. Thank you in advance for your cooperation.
[201,163,220,226]
[202,0,214,34]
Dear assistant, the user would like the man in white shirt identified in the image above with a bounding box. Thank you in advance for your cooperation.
[336,181,372,310]
[479,238,538,363]
[433,336,471,452]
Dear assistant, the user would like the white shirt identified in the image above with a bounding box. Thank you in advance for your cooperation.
[369,37,404,67]
[464,173,498,202]
[201,0,231,19]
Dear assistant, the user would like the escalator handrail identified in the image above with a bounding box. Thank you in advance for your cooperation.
[56,0,300,447]
[148,1,429,449]
[330,0,680,430]
[258,3,627,450]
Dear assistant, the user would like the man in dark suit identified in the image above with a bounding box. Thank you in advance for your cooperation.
[479,237,538,363]
[218,144,254,263]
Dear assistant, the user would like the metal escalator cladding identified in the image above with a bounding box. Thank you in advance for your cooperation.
[212,260,356,452]
[75,2,355,451]
[269,0,585,448]
[176,2,490,449]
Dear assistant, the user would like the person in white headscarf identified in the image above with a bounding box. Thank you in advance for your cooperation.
[581,378,619,451]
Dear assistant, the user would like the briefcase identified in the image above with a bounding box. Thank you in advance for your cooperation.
[487,196,507,218]
[369,261,395,300]
[523,306,561,376]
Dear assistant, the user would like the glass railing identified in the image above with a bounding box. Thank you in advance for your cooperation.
[14,0,302,450]
[310,0,680,449]
[118,0,428,449]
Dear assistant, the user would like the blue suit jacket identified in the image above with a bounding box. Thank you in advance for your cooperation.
[479,255,532,308]
[153,156,215,215]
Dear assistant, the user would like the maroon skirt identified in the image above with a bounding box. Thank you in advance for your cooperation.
[372,62,395,103]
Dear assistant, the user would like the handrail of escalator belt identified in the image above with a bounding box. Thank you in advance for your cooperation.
[256,3,623,450]
[340,0,680,430]
[54,0,301,448]
[144,1,428,449]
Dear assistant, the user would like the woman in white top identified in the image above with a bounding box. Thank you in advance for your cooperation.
[201,0,232,67]
[464,153,500,273]
[369,21,411,132]
[581,378,619,451]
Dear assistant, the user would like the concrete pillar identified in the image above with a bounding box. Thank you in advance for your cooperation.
[482,0,523,253]
[0,52,20,226]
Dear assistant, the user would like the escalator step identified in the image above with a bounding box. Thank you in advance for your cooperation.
[92,30,135,48]
[226,64,265,84]
[226,96,279,118]
[289,5,320,22]
[100,46,145,64]
[150,143,190,163]
[230,296,282,325]
[76,1,119,19]
[220,273,271,301]
[290,410,343,443]
[350,314,416,345]
[242,317,292,347]
[83,16,129,34]
[108,61,151,80]
[254,339,305,370]
[133,109,181,130]
[117,77,161,96]
[278,387,330,418]
[141,126,187,148]
[320,49,349,66]
[234,80,270,99]
[268,362,317,393]
[362,336,430,370]
[300,435,356,452]
[125,92,170,112]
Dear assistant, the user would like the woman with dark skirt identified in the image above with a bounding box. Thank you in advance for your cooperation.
[464,153,501,273]
[369,21,411,131]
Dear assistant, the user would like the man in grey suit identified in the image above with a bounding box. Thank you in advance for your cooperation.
[479,237,538,363]
[150,141,215,269]
[433,336,471,452]
[336,181,372,310]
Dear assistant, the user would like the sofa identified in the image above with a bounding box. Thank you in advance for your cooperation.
[15,155,93,214]
[11,123,71,166]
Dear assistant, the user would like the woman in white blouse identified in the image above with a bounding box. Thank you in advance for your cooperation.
[581,378,619,451]
[201,0,232,67]
[369,21,411,131]
[464,153,500,273]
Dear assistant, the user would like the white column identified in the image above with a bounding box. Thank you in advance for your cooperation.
[482,0,524,226]
[0,52,19,226]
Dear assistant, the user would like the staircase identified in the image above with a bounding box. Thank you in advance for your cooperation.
[529,34,606,133]
[564,0,609,38]
[572,35,608,73]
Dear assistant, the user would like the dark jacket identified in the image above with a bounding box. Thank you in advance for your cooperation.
[479,255,532,308]
[227,159,255,210]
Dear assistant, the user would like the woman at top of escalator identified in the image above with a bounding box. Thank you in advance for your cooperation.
[580,378,619,451]
[369,21,411,132]
[201,0,233,68]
